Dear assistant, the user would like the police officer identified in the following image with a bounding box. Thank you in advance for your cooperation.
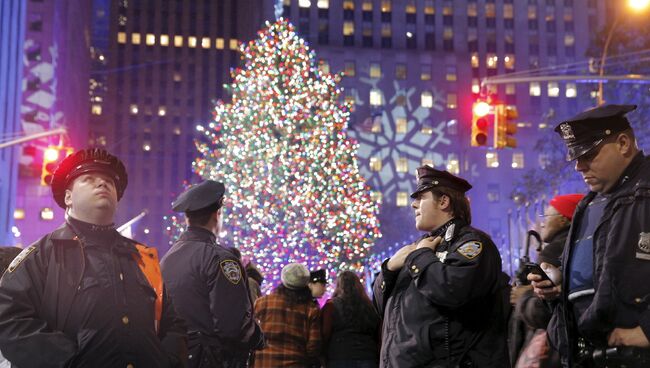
[0,148,187,367]
[373,166,510,368]
[161,180,264,368]
[531,105,650,367]
[308,269,327,299]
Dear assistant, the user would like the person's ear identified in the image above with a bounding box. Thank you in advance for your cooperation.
[616,132,633,156]
[64,189,73,207]
[437,194,451,210]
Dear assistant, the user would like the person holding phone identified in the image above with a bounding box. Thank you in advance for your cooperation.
[530,105,650,367]
[373,165,510,368]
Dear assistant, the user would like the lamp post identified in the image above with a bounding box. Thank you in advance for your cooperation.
[597,0,650,105]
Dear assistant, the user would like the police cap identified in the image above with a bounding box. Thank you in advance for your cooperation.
[172,180,225,213]
[309,269,327,284]
[554,104,636,161]
[51,148,128,209]
[410,165,472,199]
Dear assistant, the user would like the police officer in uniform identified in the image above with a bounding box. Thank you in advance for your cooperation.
[373,166,510,368]
[531,105,650,367]
[161,180,264,368]
[0,148,187,367]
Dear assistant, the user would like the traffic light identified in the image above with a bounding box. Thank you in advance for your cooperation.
[495,104,518,149]
[41,146,74,186]
[471,101,491,147]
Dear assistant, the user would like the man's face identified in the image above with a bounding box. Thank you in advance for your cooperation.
[574,138,626,193]
[411,191,446,232]
[309,282,326,298]
[65,172,118,218]
[540,205,568,243]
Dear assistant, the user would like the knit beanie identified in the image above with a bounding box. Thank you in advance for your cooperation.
[281,263,310,289]
[549,193,585,220]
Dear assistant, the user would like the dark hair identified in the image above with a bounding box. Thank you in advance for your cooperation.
[186,201,222,226]
[430,187,472,225]
[332,271,380,329]
[275,284,313,305]
[229,247,242,260]
[0,247,22,274]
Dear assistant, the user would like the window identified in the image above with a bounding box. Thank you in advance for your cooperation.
[447,154,460,174]
[421,65,432,81]
[130,104,139,114]
[299,0,311,7]
[396,192,409,207]
[504,55,515,70]
[344,61,356,77]
[370,156,382,171]
[91,104,102,115]
[471,53,479,68]
[566,83,577,98]
[188,36,197,48]
[447,94,457,109]
[446,65,457,81]
[343,22,354,36]
[467,3,478,16]
[472,79,480,94]
[142,142,152,152]
[160,34,169,46]
[371,119,382,133]
[381,1,391,12]
[131,33,141,44]
[506,84,516,95]
[504,4,514,18]
[118,32,127,44]
[396,117,407,133]
[487,184,500,202]
[529,82,541,96]
[229,39,239,50]
[146,34,155,45]
[564,34,575,46]
[381,24,392,38]
[370,89,383,106]
[396,157,408,172]
[215,38,225,49]
[395,64,407,79]
[343,0,354,10]
[548,82,560,97]
[486,151,499,168]
[362,1,372,11]
[421,158,434,167]
[317,0,329,8]
[486,54,498,69]
[370,63,381,78]
[174,35,183,47]
[421,92,433,108]
[512,152,524,169]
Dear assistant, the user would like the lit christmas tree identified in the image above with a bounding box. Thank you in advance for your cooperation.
[171,19,381,288]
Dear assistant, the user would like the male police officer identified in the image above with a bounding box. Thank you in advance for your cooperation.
[0,148,187,367]
[308,269,327,299]
[161,180,264,368]
[373,166,509,368]
[531,105,650,367]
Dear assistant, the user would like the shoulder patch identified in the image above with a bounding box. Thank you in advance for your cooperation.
[457,241,482,260]
[7,246,36,273]
[220,260,242,284]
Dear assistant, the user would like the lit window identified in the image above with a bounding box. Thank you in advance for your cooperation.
[512,152,524,169]
[421,91,433,108]
[216,38,225,49]
[362,2,372,11]
[201,37,211,48]
[485,3,496,17]
[158,106,167,116]
[173,73,182,82]
[396,117,407,133]
[421,126,433,135]
[486,54,498,69]
[472,79,480,94]
[131,33,141,45]
[447,154,460,175]
[283,0,290,4]
[564,34,575,46]
[130,104,139,114]
[319,59,330,74]
[487,185,500,202]
[117,32,127,44]
[370,89,383,106]
[317,0,329,8]
[370,156,382,171]
[143,142,152,152]
[370,63,381,78]
[396,192,409,207]
[504,55,515,70]
[40,208,54,221]
[371,119,382,133]
[188,36,197,48]
[381,24,392,37]
[446,65,457,81]
[343,22,354,36]
[421,65,431,81]
[91,104,102,115]
[566,83,577,98]
[486,151,499,168]
[528,5,537,19]
[443,27,453,40]
[396,157,409,172]
[146,34,155,45]
[173,126,182,135]
[424,0,434,14]
[344,61,355,77]
[396,64,407,79]
[529,82,541,97]
[504,4,514,18]
[405,1,416,14]
[371,191,382,203]
[564,8,573,22]
[443,6,452,15]
[467,3,478,16]
[381,1,391,12]
[421,158,434,167]
[548,82,560,97]
[343,0,354,10]
[447,94,457,109]
[299,0,311,7]
[229,39,238,50]
[160,34,169,46]
[471,53,479,68]
[174,35,183,47]
[14,209,25,220]
[506,84,516,95]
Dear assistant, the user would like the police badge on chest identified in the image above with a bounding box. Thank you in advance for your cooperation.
[636,232,650,260]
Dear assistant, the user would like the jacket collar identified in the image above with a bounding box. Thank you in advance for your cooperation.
[49,222,137,254]
[179,226,217,244]
[607,151,646,194]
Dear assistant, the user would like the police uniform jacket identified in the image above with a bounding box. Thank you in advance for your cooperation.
[548,152,650,367]
[0,222,187,368]
[373,219,510,368]
[160,227,264,364]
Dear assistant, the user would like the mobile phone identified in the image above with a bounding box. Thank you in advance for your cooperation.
[522,262,554,285]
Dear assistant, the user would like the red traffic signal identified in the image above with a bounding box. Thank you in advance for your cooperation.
[471,101,492,147]
[41,146,74,186]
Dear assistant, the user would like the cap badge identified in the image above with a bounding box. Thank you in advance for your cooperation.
[560,123,575,141]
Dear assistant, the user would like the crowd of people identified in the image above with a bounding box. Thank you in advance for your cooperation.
[0,103,648,367]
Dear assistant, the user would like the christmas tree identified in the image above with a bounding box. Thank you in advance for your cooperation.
[173,19,381,288]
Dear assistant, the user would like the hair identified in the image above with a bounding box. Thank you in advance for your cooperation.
[275,284,313,305]
[430,187,472,225]
[229,247,242,260]
[186,200,222,226]
[332,271,380,329]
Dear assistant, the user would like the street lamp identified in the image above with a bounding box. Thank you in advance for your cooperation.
[597,0,650,105]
